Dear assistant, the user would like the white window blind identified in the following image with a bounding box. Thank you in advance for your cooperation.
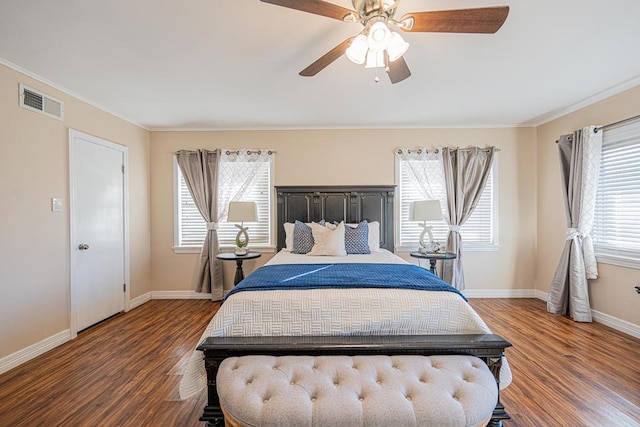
[397,154,497,250]
[175,151,274,249]
[593,121,640,263]
[176,166,207,247]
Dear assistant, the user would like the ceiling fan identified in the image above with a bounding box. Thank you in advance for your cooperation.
[260,0,509,84]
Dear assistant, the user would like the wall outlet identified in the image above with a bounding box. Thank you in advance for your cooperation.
[51,198,62,212]
[635,285,640,294]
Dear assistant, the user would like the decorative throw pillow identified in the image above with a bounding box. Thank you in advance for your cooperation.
[367,221,381,252]
[292,220,324,254]
[344,220,370,254]
[283,222,294,251]
[307,221,347,256]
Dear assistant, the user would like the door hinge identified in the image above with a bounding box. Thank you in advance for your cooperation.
[123,283,126,292]
[122,164,125,174]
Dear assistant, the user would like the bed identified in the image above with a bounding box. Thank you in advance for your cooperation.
[180,185,512,426]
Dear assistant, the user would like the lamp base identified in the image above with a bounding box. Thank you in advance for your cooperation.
[234,224,249,256]
[418,224,440,253]
[419,241,441,254]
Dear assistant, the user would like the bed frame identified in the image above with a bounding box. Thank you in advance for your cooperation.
[197,185,511,427]
[275,185,395,251]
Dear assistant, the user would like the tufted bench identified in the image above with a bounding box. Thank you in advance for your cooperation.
[217,355,499,427]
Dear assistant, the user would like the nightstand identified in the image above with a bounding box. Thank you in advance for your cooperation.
[216,252,261,286]
[410,251,457,276]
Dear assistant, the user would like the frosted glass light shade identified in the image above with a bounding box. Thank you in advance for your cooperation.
[387,32,409,62]
[365,49,385,68]
[227,201,257,222]
[346,34,368,64]
[368,21,391,51]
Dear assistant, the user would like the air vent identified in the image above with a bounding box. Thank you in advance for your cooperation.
[19,83,63,120]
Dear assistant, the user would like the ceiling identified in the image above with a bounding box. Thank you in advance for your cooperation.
[1,0,640,131]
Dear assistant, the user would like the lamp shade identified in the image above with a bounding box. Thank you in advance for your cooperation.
[227,201,257,222]
[411,200,443,222]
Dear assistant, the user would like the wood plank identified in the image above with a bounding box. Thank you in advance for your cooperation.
[0,298,638,426]
[469,298,640,426]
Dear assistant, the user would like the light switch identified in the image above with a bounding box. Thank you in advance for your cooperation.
[51,198,62,212]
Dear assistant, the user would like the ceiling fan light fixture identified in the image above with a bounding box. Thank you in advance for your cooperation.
[387,32,409,61]
[365,49,385,69]
[367,21,391,50]
[346,34,369,64]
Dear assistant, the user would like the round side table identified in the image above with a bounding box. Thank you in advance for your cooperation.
[409,251,457,276]
[216,252,261,285]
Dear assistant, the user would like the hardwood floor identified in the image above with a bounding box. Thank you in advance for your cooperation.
[470,298,640,427]
[0,298,638,426]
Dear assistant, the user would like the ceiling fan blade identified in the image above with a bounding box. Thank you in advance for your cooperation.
[260,0,356,21]
[400,6,509,33]
[386,56,411,84]
[299,37,355,77]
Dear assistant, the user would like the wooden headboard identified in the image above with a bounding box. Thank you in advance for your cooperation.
[275,185,395,252]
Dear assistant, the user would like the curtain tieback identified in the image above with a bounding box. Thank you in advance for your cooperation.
[565,227,581,240]
[207,222,218,231]
[449,225,461,232]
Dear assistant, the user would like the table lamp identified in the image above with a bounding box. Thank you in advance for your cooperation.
[227,201,257,255]
[411,200,443,253]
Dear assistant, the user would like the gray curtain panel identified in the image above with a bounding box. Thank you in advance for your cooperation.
[441,147,496,290]
[547,126,602,322]
[176,149,224,300]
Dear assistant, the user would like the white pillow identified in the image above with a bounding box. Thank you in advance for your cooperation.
[307,221,347,256]
[283,222,294,251]
[368,221,381,252]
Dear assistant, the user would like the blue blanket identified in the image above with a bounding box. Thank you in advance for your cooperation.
[225,263,466,301]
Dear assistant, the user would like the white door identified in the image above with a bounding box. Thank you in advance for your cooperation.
[69,130,128,334]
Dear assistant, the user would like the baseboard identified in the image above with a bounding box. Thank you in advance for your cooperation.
[535,290,549,301]
[151,290,213,299]
[534,290,640,339]
[0,330,70,375]
[130,292,151,309]
[591,310,640,339]
[464,289,538,298]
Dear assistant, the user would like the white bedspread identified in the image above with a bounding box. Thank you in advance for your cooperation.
[179,250,512,399]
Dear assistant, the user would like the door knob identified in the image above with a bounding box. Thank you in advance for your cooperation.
[78,243,90,250]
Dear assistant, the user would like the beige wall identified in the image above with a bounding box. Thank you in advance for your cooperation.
[150,128,538,293]
[0,63,151,360]
[4,55,638,364]
[537,85,640,328]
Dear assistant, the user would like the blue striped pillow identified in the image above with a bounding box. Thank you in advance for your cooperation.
[345,220,370,254]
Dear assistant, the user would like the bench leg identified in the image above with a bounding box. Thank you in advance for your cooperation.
[484,356,510,426]
[199,356,226,426]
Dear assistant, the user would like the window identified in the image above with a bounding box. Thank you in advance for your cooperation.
[396,150,498,251]
[593,121,640,267]
[174,150,274,252]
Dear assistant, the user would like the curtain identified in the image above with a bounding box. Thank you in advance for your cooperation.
[547,126,602,322]
[176,149,224,300]
[217,149,273,223]
[395,148,447,202]
[441,147,497,290]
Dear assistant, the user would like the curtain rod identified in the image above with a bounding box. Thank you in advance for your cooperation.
[594,113,640,133]
[556,114,640,142]
[397,147,501,155]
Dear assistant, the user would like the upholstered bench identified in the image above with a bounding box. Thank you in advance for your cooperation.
[217,354,499,427]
